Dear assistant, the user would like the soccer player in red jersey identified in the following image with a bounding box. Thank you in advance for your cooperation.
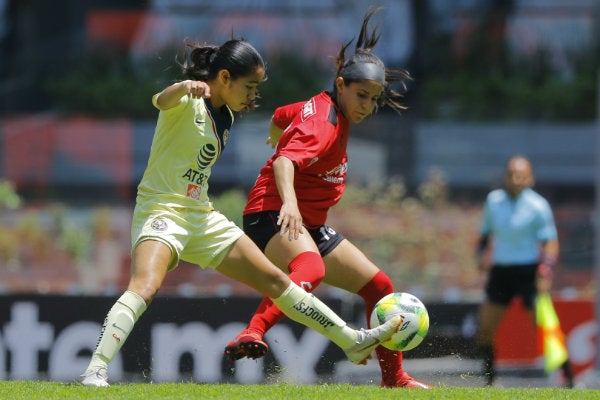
[225,9,431,389]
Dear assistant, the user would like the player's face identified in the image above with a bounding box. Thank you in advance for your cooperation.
[335,78,383,124]
[222,66,265,112]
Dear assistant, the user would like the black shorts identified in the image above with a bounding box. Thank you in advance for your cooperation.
[485,264,538,308]
[243,211,345,256]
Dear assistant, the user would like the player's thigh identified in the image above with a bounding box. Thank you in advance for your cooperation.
[264,230,320,272]
[217,234,289,298]
[322,239,380,293]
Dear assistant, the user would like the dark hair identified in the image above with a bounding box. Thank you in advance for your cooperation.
[333,8,411,113]
[178,38,267,111]
[180,39,265,81]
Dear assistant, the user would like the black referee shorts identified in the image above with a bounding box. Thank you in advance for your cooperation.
[485,264,538,308]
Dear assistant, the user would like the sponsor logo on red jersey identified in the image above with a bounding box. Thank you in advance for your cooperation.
[301,98,316,121]
[318,162,347,184]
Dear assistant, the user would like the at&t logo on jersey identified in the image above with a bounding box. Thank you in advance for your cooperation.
[197,143,217,170]
[181,142,216,200]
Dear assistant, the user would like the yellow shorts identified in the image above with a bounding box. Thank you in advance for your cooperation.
[131,203,244,270]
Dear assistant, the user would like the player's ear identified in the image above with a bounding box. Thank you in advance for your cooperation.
[335,76,345,92]
[217,69,231,84]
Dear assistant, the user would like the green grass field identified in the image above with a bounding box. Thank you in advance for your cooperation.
[0,382,597,400]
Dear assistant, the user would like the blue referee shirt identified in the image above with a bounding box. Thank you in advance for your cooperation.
[479,188,557,265]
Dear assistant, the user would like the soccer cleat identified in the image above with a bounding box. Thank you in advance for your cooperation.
[224,330,269,361]
[398,378,432,389]
[397,371,432,389]
[381,372,432,389]
[80,366,109,387]
[344,315,402,365]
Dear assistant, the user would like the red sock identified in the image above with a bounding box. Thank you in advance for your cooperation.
[357,270,408,386]
[245,251,325,336]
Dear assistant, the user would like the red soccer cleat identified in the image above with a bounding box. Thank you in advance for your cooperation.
[398,377,432,389]
[381,372,432,389]
[224,330,269,361]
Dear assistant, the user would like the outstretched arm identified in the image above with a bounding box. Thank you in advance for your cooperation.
[154,80,211,110]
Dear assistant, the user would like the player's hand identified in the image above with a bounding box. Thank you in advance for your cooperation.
[181,80,211,99]
[266,136,277,148]
[155,80,211,110]
[277,203,304,241]
[266,121,284,149]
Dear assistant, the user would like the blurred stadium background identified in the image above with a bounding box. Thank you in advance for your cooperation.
[0,0,598,387]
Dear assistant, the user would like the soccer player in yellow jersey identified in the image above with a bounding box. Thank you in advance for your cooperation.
[80,38,401,387]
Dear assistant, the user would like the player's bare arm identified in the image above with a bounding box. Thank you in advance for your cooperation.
[155,80,211,110]
[273,155,303,240]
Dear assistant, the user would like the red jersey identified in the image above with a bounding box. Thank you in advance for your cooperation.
[244,91,349,228]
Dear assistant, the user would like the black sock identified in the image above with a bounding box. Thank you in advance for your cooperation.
[479,345,495,386]
[561,360,574,388]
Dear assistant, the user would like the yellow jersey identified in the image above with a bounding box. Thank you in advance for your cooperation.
[136,93,233,211]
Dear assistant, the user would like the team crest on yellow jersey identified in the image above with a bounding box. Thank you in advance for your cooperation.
[150,217,168,231]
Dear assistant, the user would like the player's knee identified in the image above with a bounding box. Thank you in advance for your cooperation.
[288,251,326,291]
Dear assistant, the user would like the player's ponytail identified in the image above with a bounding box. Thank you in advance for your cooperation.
[334,8,411,113]
[180,43,218,81]
[179,39,266,83]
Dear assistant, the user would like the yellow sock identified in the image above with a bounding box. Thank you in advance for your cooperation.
[86,291,147,371]
[271,282,358,349]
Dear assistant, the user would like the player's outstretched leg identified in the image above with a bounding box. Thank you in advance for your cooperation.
[270,281,402,365]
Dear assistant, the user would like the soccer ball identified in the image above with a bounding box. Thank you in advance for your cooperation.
[369,292,429,351]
